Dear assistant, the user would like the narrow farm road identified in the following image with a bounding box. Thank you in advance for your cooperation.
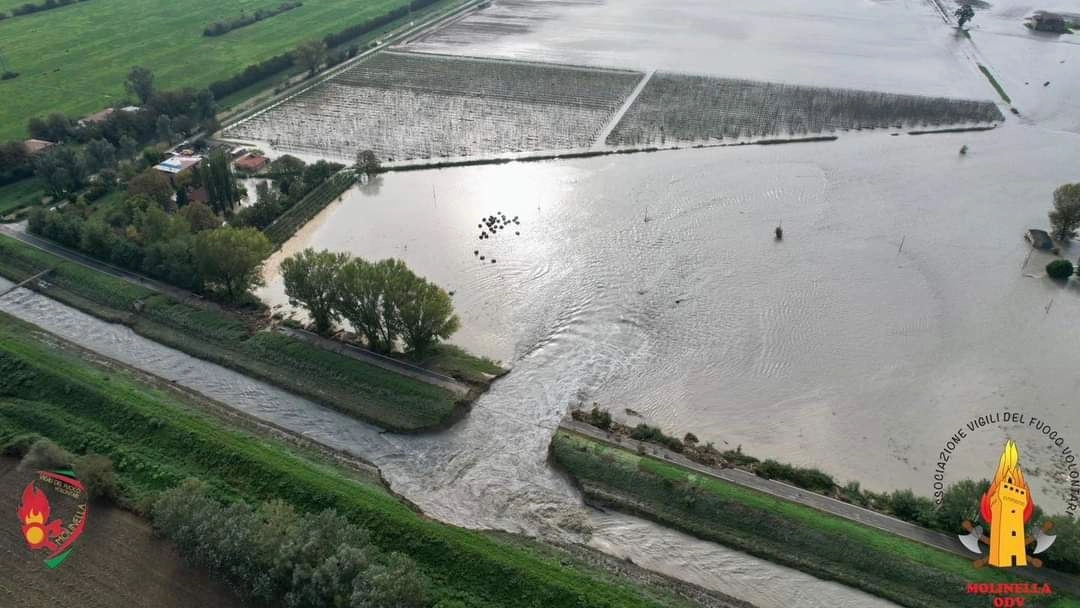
[594,69,656,148]
[559,420,1080,596]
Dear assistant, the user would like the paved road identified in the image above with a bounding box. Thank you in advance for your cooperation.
[276,326,471,396]
[560,420,1080,594]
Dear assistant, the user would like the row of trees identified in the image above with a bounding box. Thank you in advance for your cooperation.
[203,2,303,37]
[282,249,459,354]
[0,0,89,20]
[152,479,428,607]
[30,194,270,301]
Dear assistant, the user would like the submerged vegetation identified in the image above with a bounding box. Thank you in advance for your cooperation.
[606,72,1003,146]
[224,52,643,161]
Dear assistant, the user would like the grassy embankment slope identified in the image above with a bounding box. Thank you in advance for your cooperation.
[552,431,1080,608]
[0,233,463,431]
[0,0,450,139]
[0,314,701,608]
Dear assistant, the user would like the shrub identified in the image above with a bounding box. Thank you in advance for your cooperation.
[1,71,17,80]
[630,423,666,443]
[19,438,73,471]
[754,459,835,494]
[587,406,612,430]
[1,432,44,457]
[1047,259,1074,279]
[72,453,120,502]
[886,489,937,527]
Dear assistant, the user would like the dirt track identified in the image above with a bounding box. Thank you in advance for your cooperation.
[0,458,241,608]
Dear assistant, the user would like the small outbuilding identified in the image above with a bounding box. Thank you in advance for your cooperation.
[1025,228,1054,250]
[154,155,202,176]
[23,139,56,155]
[233,153,269,173]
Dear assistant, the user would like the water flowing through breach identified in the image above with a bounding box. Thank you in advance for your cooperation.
[0,276,898,608]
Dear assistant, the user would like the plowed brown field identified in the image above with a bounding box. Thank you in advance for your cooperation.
[0,458,241,608]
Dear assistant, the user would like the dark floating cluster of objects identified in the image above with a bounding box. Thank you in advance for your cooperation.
[473,211,521,264]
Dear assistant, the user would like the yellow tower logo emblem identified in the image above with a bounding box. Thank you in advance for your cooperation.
[958,440,1057,568]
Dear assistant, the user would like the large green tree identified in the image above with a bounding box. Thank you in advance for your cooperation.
[127,169,175,210]
[196,150,241,214]
[1049,183,1080,242]
[34,145,88,199]
[355,150,381,176]
[395,273,460,355]
[125,66,156,105]
[336,258,399,352]
[295,40,327,77]
[193,226,271,301]
[281,248,349,335]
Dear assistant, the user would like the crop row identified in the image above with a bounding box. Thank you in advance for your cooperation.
[224,52,643,161]
[607,73,1005,146]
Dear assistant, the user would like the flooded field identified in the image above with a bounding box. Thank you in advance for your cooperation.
[262,123,1080,513]
[400,0,990,98]
[606,72,1002,146]
[223,51,643,161]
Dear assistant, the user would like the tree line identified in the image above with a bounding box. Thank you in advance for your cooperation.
[204,2,303,37]
[282,249,459,355]
[0,0,91,20]
[152,479,428,608]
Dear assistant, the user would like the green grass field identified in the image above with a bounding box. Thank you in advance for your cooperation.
[0,312,700,608]
[0,0,428,140]
[552,431,1079,608]
[0,178,45,216]
[0,233,462,430]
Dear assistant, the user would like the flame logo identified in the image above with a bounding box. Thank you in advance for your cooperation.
[17,481,64,553]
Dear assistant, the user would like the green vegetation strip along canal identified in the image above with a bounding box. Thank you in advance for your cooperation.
[550,431,1080,608]
[0,233,465,431]
[0,312,707,608]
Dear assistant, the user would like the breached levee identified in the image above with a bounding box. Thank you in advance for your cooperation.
[605,72,1004,146]
[221,51,644,162]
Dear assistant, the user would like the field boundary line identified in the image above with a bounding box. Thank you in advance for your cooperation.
[594,69,655,148]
